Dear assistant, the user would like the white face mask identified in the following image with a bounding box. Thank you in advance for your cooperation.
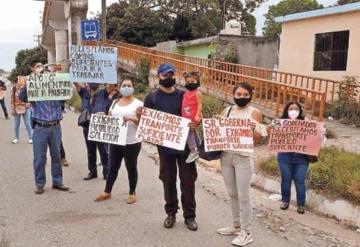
[120,87,134,97]
[288,110,300,120]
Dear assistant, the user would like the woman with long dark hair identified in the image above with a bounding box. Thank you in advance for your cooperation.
[216,82,267,246]
[277,101,309,214]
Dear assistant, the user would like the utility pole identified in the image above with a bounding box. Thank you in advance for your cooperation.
[102,0,106,43]
[34,34,41,46]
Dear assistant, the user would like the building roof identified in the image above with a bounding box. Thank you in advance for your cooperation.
[275,2,360,23]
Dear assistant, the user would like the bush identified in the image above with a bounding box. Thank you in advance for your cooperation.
[202,94,225,118]
[326,76,360,126]
[259,147,360,204]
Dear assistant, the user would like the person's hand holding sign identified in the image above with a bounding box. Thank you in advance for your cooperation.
[136,106,144,120]
[250,122,256,131]
[123,115,140,125]
[188,121,200,130]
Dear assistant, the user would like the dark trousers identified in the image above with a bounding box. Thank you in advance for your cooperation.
[159,153,197,219]
[105,142,142,194]
[82,127,108,177]
[0,98,8,118]
[277,153,309,206]
[60,141,66,160]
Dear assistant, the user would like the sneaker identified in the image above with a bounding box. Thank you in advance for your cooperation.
[28,139,33,144]
[35,187,44,195]
[185,151,199,163]
[280,202,289,210]
[217,226,241,235]
[11,139,19,144]
[297,205,305,214]
[232,230,253,246]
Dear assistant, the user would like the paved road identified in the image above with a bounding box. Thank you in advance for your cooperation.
[0,106,296,247]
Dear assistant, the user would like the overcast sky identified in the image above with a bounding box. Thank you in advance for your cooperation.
[0,0,337,71]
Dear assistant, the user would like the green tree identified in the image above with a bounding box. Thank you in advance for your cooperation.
[263,0,323,37]
[241,11,257,35]
[105,0,264,46]
[171,15,193,41]
[337,0,360,4]
[8,46,47,82]
[106,1,172,47]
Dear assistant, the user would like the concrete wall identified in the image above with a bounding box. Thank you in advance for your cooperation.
[154,35,279,70]
[278,11,360,81]
[178,43,211,59]
[155,40,177,53]
[219,35,279,70]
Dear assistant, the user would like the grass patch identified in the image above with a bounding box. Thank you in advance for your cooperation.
[202,94,225,118]
[259,147,360,204]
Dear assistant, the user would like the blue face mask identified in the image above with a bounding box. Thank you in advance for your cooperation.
[120,87,134,97]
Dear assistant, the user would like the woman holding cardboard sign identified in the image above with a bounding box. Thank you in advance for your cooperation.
[95,79,143,204]
[273,102,311,214]
[216,82,267,247]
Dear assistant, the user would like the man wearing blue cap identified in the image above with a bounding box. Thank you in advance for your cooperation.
[143,63,198,231]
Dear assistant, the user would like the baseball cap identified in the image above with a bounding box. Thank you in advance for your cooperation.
[157,63,176,76]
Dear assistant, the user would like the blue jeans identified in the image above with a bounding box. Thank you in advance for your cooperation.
[277,153,309,206]
[13,109,33,140]
[33,124,63,187]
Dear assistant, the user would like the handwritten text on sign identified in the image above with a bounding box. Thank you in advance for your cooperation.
[27,73,72,101]
[69,45,118,84]
[136,108,190,150]
[203,118,254,153]
[268,119,324,156]
[88,114,128,146]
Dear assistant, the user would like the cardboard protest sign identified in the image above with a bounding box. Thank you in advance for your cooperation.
[268,119,324,156]
[88,114,128,146]
[26,73,72,101]
[202,118,254,153]
[69,45,117,84]
[136,108,190,150]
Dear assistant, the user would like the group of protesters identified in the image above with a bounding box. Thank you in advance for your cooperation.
[2,58,316,247]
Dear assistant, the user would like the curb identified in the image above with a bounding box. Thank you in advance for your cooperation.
[199,158,360,228]
[253,173,360,228]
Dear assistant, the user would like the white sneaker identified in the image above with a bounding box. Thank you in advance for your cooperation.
[217,226,241,235]
[232,230,253,246]
[28,140,33,144]
[11,139,19,144]
[185,151,199,163]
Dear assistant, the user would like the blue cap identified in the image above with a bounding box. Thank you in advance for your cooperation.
[157,63,176,75]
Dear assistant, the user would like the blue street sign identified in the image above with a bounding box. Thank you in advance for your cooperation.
[81,20,101,41]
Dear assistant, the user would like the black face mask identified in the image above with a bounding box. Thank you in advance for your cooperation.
[234,97,251,107]
[185,82,200,91]
[159,78,176,88]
